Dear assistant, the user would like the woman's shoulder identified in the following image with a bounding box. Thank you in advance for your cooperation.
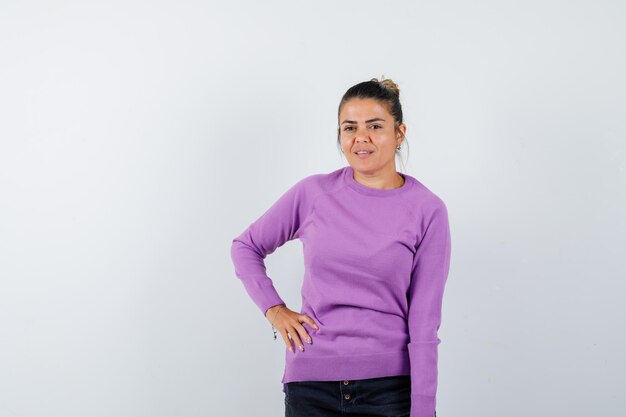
[401,173,449,212]
[290,166,346,192]
[277,167,346,206]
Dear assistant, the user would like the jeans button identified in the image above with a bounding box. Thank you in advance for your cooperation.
[343,380,349,385]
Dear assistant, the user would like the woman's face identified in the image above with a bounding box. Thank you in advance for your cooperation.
[338,98,406,175]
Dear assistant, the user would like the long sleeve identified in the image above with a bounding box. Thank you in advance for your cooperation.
[230,177,313,317]
[406,201,452,417]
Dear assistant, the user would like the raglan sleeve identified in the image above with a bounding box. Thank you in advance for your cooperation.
[230,177,311,317]
[406,200,452,417]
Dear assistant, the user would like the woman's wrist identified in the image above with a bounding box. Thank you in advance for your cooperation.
[265,303,286,318]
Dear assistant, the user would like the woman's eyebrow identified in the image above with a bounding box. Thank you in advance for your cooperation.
[340,118,386,125]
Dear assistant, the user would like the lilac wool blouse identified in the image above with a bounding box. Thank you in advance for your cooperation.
[230,165,452,417]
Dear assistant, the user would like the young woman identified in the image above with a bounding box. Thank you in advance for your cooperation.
[231,77,451,417]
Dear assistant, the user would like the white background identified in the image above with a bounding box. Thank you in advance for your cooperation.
[1,1,625,416]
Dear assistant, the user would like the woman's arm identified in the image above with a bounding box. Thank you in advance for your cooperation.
[230,177,312,317]
[406,200,452,417]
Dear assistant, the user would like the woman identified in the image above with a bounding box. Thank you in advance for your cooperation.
[230,77,451,417]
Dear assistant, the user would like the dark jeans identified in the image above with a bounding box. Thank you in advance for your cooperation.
[284,375,417,417]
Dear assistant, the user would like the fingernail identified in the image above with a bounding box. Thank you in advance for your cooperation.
[299,345,304,351]
[306,338,311,344]
[289,346,294,352]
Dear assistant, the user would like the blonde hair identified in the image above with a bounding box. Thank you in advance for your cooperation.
[373,75,400,96]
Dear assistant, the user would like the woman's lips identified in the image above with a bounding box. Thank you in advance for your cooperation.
[354,151,373,159]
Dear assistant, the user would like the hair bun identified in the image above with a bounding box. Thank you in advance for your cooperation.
[371,75,400,96]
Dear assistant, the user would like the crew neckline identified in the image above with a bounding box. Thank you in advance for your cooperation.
[342,165,413,197]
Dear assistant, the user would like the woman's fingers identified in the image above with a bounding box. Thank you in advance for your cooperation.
[288,325,306,352]
[269,306,319,353]
[288,315,319,351]
[294,319,313,345]
[281,329,294,353]
[301,315,319,331]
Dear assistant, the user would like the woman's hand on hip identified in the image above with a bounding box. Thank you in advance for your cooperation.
[265,304,319,353]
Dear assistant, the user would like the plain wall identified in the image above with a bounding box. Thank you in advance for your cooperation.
[1,1,625,416]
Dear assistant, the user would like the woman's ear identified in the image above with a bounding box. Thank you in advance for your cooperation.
[396,123,407,141]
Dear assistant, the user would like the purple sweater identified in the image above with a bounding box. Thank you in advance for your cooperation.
[230,165,451,417]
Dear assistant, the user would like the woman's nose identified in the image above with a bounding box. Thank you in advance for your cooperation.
[354,126,370,140]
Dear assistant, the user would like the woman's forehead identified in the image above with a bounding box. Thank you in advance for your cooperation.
[340,98,390,120]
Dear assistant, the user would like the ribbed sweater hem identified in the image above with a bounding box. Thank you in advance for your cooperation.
[281,349,410,383]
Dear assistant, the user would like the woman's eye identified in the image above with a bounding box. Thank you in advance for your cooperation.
[342,125,381,131]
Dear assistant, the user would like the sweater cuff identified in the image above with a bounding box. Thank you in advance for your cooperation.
[239,277,286,317]
[411,394,436,417]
